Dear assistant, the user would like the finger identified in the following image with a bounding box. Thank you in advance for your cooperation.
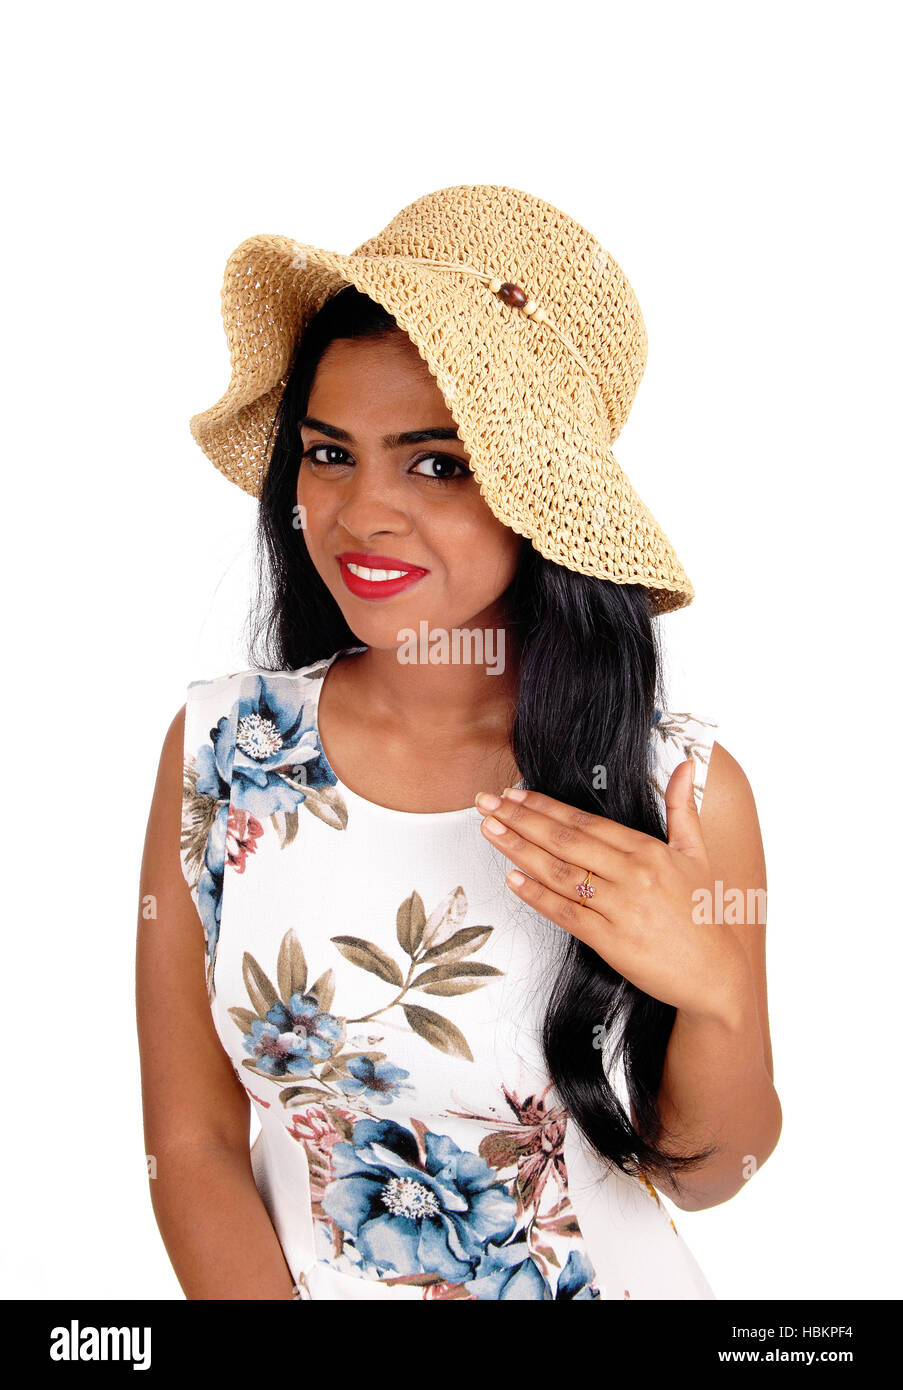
[479,809,620,912]
[484,784,644,856]
[477,794,626,885]
[505,866,617,946]
[664,760,707,856]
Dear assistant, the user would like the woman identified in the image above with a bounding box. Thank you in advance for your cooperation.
[137,185,781,1300]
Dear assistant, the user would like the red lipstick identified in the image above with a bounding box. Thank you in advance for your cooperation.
[337,551,430,601]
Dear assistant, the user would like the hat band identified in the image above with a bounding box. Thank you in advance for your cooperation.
[360,251,610,434]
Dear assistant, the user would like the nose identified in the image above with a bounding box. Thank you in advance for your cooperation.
[334,456,412,541]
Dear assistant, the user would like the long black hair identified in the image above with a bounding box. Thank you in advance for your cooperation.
[248,284,719,1195]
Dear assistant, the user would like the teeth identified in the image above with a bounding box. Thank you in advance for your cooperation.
[346,562,411,581]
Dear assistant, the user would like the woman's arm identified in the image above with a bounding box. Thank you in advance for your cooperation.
[639,741,782,1211]
[136,705,298,1299]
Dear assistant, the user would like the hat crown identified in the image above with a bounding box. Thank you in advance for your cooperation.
[352,184,648,445]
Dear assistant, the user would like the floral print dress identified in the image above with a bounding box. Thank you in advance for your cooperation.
[179,645,720,1301]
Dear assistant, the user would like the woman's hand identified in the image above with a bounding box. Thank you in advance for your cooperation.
[475,761,753,1025]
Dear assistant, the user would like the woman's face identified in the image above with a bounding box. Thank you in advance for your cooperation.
[296,330,523,650]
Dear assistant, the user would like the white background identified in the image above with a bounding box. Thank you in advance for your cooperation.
[3,0,900,1301]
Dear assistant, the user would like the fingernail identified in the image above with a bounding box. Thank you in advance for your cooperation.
[502,786,527,802]
[475,792,501,811]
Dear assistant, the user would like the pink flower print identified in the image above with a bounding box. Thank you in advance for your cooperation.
[226,807,263,873]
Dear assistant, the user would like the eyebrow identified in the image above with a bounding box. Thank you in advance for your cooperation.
[299,415,463,448]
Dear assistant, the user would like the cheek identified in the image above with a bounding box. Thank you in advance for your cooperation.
[470,513,523,576]
[446,516,522,595]
[296,467,314,505]
[295,472,330,530]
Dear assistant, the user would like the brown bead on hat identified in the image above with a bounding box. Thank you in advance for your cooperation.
[189,184,695,614]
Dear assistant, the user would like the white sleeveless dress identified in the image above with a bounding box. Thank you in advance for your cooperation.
[179,645,720,1301]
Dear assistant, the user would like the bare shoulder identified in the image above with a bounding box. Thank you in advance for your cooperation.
[163,701,187,758]
[158,703,187,803]
[140,704,187,882]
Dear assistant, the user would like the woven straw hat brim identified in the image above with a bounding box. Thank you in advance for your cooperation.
[190,233,694,615]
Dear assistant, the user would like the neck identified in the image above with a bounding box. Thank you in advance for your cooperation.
[337,622,520,734]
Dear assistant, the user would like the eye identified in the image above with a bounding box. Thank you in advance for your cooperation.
[409,453,471,484]
[301,444,470,485]
[302,444,350,467]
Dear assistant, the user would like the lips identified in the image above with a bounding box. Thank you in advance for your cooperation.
[337,552,430,601]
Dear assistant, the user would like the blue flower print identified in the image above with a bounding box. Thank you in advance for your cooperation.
[321,1118,518,1283]
[336,1057,415,1107]
[243,992,344,1077]
[554,1248,601,1300]
[464,1242,600,1300]
[194,712,236,803]
[196,801,228,959]
[464,1240,551,1299]
[228,676,337,820]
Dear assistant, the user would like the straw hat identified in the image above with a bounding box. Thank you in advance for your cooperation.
[189,184,694,614]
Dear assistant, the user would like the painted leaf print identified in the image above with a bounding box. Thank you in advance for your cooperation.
[229,881,503,1109]
[329,886,502,1063]
[179,657,720,1299]
[650,708,718,809]
[225,911,604,1296]
[228,928,410,1112]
